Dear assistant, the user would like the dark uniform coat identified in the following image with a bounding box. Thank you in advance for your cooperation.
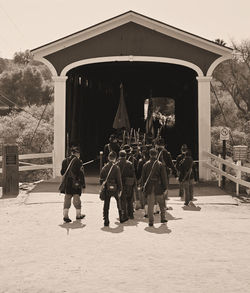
[100,162,122,194]
[103,142,120,163]
[60,155,85,195]
[178,155,197,182]
[157,147,177,177]
[116,158,135,186]
[141,158,168,196]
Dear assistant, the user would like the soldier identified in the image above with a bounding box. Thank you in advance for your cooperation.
[60,147,86,223]
[103,134,120,164]
[100,151,122,227]
[175,144,188,199]
[155,138,178,182]
[137,149,149,214]
[141,148,168,227]
[116,150,136,220]
[178,149,198,206]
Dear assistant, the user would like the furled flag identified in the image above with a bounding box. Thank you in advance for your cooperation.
[145,97,155,137]
[113,83,130,130]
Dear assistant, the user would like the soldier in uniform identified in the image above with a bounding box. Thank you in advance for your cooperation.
[100,151,122,227]
[175,144,188,199]
[137,149,149,214]
[116,150,136,221]
[155,138,178,183]
[60,147,86,223]
[141,148,168,226]
[103,134,120,164]
[178,149,197,206]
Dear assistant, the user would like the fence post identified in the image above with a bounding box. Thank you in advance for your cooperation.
[236,160,241,196]
[218,154,222,188]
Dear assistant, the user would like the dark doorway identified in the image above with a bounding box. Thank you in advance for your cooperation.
[66,61,198,167]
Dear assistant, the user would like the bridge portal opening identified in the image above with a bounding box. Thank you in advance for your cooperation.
[66,61,198,166]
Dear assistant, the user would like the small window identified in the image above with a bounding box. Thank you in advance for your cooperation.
[144,97,175,128]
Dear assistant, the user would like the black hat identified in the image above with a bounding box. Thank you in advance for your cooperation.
[119,150,127,158]
[71,146,80,154]
[123,144,132,153]
[149,148,158,157]
[181,144,188,151]
[156,138,165,146]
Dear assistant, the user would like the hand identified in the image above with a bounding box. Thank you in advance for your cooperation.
[118,191,122,198]
[176,177,179,181]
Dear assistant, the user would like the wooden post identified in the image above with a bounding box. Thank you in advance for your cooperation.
[218,154,222,188]
[236,160,241,195]
[222,140,226,188]
[99,151,103,174]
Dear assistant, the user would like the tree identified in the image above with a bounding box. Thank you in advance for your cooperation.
[0,65,53,106]
[13,49,33,66]
[213,40,250,121]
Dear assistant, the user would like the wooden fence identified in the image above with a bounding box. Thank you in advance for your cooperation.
[204,151,250,195]
[0,152,53,173]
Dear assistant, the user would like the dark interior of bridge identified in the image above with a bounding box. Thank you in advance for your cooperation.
[66,61,198,169]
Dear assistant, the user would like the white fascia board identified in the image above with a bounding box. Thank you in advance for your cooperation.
[32,11,232,58]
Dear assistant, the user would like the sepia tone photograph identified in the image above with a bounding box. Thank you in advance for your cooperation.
[0,0,250,292]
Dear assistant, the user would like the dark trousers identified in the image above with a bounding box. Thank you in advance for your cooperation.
[147,188,166,225]
[120,185,134,219]
[183,179,194,205]
[103,192,121,223]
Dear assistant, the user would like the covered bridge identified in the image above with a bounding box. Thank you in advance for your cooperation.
[31,11,233,180]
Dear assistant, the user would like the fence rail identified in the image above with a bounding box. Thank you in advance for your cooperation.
[0,152,53,173]
[204,151,250,194]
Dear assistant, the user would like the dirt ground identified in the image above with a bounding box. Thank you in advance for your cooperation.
[1,190,250,293]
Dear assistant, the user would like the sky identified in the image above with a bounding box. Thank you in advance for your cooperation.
[0,0,249,59]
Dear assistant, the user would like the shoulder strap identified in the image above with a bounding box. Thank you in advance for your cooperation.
[63,157,76,177]
[143,160,158,190]
[157,150,163,161]
[103,163,115,184]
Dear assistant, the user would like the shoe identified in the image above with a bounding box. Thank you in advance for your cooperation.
[63,217,72,223]
[144,214,148,218]
[154,211,160,215]
[120,217,129,223]
[104,221,109,227]
[148,223,154,227]
[161,219,168,223]
[76,214,86,220]
[129,215,134,219]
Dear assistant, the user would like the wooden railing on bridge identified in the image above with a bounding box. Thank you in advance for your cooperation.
[204,151,250,195]
[0,152,53,173]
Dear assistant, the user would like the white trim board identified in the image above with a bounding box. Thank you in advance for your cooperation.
[60,55,204,77]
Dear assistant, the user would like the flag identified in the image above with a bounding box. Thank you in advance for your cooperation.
[145,97,155,137]
[113,83,130,130]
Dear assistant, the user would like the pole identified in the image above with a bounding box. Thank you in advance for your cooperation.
[99,151,103,175]
[222,140,226,188]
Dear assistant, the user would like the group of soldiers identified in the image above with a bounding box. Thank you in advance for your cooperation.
[59,132,197,226]
[100,133,197,227]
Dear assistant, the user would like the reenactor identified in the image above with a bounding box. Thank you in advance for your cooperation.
[175,144,188,199]
[141,148,168,226]
[100,152,122,226]
[103,134,120,164]
[155,138,178,184]
[116,150,136,220]
[60,146,86,223]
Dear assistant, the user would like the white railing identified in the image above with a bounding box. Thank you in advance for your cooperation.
[204,151,250,195]
[0,152,53,173]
